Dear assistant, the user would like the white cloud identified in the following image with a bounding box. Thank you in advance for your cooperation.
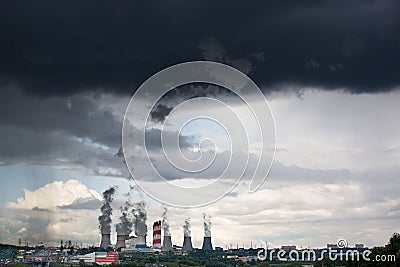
[7,180,101,210]
[1,180,104,245]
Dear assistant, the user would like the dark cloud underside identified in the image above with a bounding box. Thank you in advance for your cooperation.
[0,0,399,96]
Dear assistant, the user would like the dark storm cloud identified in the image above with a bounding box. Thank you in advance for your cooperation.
[0,85,122,149]
[149,83,236,123]
[150,104,173,123]
[0,85,128,173]
[0,0,399,95]
[0,85,195,169]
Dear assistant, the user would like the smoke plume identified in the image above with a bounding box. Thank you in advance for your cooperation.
[203,213,212,237]
[98,187,116,234]
[116,200,133,235]
[133,201,147,237]
[162,207,171,236]
[183,217,191,237]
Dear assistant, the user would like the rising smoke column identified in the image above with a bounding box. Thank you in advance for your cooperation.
[98,187,116,234]
[203,213,212,237]
[116,200,133,235]
[183,217,191,237]
[162,207,170,236]
[133,201,147,237]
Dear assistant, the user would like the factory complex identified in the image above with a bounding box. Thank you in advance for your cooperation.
[97,187,214,254]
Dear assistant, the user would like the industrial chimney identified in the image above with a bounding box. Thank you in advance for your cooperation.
[182,236,193,251]
[133,201,147,248]
[153,220,162,249]
[116,234,128,249]
[100,233,112,249]
[116,200,133,249]
[202,237,213,250]
[98,187,115,249]
[182,218,193,251]
[161,208,172,251]
[201,213,213,250]
[162,236,173,252]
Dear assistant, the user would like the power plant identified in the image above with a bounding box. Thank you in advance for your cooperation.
[97,189,214,251]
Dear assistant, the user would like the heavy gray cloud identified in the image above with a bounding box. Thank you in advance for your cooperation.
[0,0,399,96]
[0,85,122,149]
[0,85,196,174]
[149,83,238,123]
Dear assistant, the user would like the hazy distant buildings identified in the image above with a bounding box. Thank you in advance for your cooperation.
[281,245,296,251]
[327,243,338,249]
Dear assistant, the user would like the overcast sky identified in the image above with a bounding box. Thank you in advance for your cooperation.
[1,0,400,249]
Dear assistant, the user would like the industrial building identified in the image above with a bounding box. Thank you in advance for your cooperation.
[98,210,215,252]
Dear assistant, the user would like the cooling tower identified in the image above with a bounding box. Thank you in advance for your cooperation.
[116,234,128,249]
[182,236,193,251]
[202,236,213,250]
[100,233,111,248]
[162,236,173,252]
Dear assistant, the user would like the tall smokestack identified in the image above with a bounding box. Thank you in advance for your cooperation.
[98,187,116,248]
[182,218,193,251]
[133,201,147,247]
[161,207,173,252]
[116,201,133,249]
[202,213,213,250]
[153,220,162,249]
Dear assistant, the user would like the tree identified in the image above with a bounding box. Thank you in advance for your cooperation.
[257,261,270,267]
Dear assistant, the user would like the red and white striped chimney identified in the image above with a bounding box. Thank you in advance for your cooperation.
[153,220,162,249]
